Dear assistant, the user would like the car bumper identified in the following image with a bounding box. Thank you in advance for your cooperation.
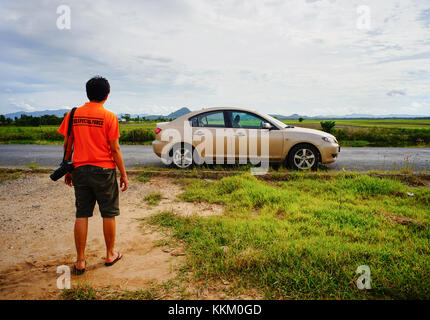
[320,144,340,164]
[152,140,166,158]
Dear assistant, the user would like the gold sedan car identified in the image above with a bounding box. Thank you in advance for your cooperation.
[152,107,340,170]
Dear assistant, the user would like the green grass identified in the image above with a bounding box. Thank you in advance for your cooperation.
[0,124,156,144]
[1,119,430,147]
[0,168,22,183]
[61,284,99,300]
[0,126,64,143]
[285,119,430,129]
[61,283,165,300]
[119,127,155,144]
[28,161,39,170]
[144,192,163,206]
[333,127,430,147]
[148,173,430,299]
[338,140,371,147]
[282,120,430,147]
[136,171,152,183]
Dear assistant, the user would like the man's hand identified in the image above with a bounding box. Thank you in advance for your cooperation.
[109,138,128,192]
[120,174,128,192]
[65,172,73,187]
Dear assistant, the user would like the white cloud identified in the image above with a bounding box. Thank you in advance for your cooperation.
[23,103,35,111]
[387,90,406,96]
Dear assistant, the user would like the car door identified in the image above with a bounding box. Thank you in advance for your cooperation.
[189,111,227,164]
[227,111,284,162]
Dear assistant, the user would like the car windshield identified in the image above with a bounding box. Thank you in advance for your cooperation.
[262,113,288,129]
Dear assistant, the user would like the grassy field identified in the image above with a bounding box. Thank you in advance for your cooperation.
[0,124,156,145]
[285,119,430,129]
[0,168,22,183]
[54,170,430,299]
[0,119,429,147]
[283,119,430,147]
[148,173,430,299]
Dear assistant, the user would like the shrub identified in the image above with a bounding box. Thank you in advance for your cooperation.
[119,128,155,143]
[40,129,64,141]
[320,120,336,133]
[332,127,430,147]
[0,128,36,141]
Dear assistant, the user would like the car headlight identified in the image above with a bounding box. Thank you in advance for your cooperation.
[322,137,335,143]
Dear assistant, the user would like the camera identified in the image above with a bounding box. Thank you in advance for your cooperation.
[50,160,74,181]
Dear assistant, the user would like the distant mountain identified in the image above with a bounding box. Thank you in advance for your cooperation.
[118,107,191,120]
[270,113,429,120]
[3,107,427,121]
[341,113,427,119]
[3,109,71,119]
[2,107,191,120]
[270,114,309,120]
[167,107,191,119]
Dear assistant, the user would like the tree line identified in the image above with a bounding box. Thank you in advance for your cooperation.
[0,114,67,126]
[120,114,173,122]
[0,113,173,126]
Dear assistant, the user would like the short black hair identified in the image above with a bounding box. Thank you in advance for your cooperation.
[86,76,110,102]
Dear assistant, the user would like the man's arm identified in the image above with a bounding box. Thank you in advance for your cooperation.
[63,135,73,160]
[63,135,74,187]
[109,138,128,192]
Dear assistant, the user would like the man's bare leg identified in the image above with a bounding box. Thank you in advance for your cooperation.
[74,217,88,270]
[103,217,118,263]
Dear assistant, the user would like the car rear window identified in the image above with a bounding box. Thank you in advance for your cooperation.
[190,111,226,128]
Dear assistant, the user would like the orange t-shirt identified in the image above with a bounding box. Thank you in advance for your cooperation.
[58,102,120,169]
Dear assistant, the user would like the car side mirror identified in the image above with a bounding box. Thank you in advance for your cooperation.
[262,122,272,130]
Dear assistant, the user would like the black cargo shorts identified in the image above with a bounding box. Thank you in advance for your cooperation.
[72,165,120,218]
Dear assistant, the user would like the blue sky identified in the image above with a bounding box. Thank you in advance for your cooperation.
[0,0,429,116]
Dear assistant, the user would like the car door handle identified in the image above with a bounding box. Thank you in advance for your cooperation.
[194,131,205,136]
[234,132,245,137]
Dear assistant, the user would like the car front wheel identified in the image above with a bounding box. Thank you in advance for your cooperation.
[288,144,319,170]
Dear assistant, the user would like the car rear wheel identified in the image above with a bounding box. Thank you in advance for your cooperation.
[288,144,319,171]
[170,144,194,169]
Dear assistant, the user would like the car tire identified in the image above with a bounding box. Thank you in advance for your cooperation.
[287,144,319,171]
[169,143,196,169]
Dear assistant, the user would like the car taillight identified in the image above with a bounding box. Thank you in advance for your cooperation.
[155,128,162,135]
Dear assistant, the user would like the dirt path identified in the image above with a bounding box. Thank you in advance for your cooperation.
[0,173,223,299]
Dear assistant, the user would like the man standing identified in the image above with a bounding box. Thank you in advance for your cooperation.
[58,76,128,275]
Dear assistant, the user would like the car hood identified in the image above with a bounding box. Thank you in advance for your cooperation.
[282,126,336,139]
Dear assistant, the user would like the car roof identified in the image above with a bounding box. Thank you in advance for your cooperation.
[175,107,265,121]
[169,107,285,130]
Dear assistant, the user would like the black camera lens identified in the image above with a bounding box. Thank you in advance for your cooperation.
[50,161,74,181]
[50,166,68,181]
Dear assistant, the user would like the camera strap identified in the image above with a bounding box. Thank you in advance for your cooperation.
[63,107,77,162]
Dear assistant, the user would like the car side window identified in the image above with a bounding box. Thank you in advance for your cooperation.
[190,117,199,127]
[231,111,265,129]
[190,111,225,128]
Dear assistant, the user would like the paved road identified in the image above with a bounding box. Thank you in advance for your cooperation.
[0,145,429,171]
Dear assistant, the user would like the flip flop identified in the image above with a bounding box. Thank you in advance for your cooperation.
[73,262,86,276]
[105,252,122,267]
